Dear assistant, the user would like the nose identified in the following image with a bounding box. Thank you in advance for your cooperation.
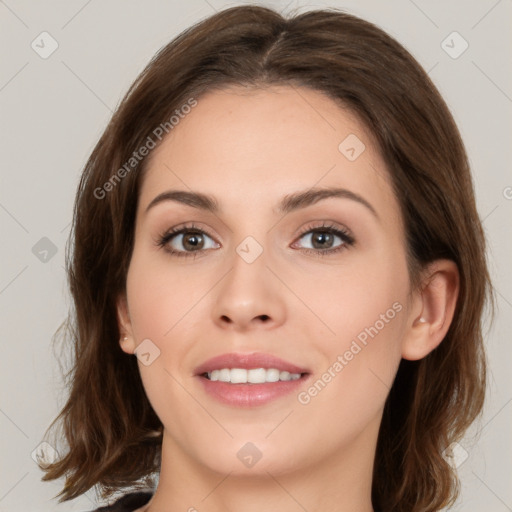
[211,244,286,332]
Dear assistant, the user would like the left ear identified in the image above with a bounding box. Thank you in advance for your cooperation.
[402,259,460,360]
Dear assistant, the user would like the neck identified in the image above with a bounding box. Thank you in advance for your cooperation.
[143,423,378,512]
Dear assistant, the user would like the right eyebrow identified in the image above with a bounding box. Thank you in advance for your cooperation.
[145,190,219,215]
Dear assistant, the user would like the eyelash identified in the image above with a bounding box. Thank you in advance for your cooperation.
[155,221,355,259]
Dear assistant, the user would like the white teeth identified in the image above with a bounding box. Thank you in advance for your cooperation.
[230,368,247,384]
[206,368,302,383]
[218,369,230,382]
[247,368,266,383]
[266,368,280,382]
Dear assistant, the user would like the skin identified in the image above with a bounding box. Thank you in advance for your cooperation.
[117,85,459,512]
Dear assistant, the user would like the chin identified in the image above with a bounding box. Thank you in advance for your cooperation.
[187,435,311,477]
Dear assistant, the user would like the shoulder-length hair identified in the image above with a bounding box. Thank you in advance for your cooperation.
[41,5,491,511]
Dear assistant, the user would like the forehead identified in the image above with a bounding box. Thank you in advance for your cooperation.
[138,85,398,221]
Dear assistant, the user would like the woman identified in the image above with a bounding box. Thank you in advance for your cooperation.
[40,5,491,512]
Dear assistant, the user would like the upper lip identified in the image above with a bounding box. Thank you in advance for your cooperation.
[194,352,309,376]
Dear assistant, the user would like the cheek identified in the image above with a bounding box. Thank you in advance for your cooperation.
[291,297,406,454]
[299,245,409,412]
[126,246,204,343]
[125,250,203,440]
[294,241,409,349]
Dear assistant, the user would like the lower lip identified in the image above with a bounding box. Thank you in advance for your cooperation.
[197,375,309,407]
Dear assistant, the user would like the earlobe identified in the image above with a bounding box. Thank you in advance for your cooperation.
[119,335,137,355]
[402,260,460,361]
[116,294,137,355]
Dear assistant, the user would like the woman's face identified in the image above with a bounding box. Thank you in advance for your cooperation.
[118,85,415,477]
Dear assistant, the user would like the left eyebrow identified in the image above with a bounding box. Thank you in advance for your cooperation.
[144,186,379,220]
[276,186,379,220]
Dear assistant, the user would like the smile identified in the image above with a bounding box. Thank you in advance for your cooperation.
[194,352,310,407]
[204,368,303,383]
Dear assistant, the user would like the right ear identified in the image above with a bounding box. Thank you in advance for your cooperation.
[116,294,137,355]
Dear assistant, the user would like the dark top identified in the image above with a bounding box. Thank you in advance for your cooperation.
[87,491,154,511]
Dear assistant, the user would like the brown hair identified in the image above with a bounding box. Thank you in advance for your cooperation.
[40,5,491,511]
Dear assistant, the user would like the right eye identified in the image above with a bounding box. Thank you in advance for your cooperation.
[157,224,220,258]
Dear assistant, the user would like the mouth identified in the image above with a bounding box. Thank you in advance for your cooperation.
[200,368,308,384]
[194,353,310,407]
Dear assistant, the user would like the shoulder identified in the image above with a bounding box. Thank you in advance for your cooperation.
[85,491,154,512]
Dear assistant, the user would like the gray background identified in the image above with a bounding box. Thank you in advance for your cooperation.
[1,1,511,510]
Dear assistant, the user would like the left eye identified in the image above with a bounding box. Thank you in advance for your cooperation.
[294,228,346,251]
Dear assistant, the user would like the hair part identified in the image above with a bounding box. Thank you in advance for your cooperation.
[40,5,491,511]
